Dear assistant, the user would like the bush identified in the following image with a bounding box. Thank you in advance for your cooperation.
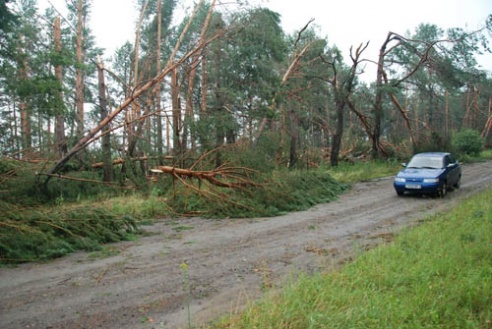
[452,129,483,156]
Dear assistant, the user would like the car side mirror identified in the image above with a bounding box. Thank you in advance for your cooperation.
[401,163,407,167]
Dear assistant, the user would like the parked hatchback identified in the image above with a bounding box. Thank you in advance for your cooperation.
[393,152,461,197]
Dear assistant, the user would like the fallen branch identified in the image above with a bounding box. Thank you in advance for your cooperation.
[155,165,260,189]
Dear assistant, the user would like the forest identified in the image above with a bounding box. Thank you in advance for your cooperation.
[0,1,491,261]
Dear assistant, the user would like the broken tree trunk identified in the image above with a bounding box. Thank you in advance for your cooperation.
[43,13,220,184]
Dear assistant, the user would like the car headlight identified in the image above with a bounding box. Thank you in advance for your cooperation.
[394,177,405,183]
[423,178,439,183]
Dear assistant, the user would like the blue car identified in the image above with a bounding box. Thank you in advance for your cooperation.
[394,152,461,197]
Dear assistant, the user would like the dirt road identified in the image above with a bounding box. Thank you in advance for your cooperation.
[1,161,491,329]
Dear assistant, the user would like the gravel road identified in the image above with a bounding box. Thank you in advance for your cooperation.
[1,161,491,329]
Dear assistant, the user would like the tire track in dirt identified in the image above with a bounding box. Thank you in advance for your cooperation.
[1,161,491,329]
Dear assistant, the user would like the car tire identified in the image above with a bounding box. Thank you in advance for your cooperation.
[396,191,404,196]
[454,178,461,189]
[437,182,447,198]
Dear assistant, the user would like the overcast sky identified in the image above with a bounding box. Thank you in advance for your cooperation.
[39,0,492,77]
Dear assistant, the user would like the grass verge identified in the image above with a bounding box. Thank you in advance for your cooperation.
[212,188,492,328]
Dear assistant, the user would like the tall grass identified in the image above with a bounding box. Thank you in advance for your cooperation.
[213,188,492,328]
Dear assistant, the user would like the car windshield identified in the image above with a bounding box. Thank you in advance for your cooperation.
[406,156,443,169]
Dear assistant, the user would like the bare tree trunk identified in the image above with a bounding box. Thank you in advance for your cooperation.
[322,42,368,166]
[171,68,182,155]
[155,0,164,164]
[372,38,386,158]
[125,0,150,166]
[201,55,208,115]
[483,97,492,148]
[97,57,114,182]
[288,102,298,168]
[388,93,415,146]
[75,0,85,140]
[19,101,31,158]
[165,113,170,152]
[330,98,345,167]
[53,16,67,157]
[18,36,31,158]
[11,101,17,155]
[444,91,449,141]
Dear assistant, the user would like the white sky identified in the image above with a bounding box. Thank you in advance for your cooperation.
[39,0,492,77]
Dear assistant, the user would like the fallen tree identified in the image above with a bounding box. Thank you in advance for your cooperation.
[154,165,260,189]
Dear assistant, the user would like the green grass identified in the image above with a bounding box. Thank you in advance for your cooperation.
[212,188,492,329]
[327,159,402,183]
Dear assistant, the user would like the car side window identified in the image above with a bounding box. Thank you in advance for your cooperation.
[445,155,456,166]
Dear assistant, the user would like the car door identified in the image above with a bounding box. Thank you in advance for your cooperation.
[444,155,459,186]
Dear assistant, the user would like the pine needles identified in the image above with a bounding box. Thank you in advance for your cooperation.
[0,201,139,264]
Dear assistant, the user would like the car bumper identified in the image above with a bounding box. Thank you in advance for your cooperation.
[394,181,440,194]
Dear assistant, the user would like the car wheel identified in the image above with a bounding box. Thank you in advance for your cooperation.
[454,178,461,189]
[437,182,447,198]
[396,191,404,196]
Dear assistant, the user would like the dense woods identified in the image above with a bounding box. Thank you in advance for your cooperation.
[1,0,491,187]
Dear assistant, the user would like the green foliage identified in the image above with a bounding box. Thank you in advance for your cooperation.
[0,161,119,205]
[214,188,492,329]
[452,129,483,156]
[220,133,280,172]
[0,0,18,34]
[413,131,453,154]
[327,159,402,183]
[0,202,139,263]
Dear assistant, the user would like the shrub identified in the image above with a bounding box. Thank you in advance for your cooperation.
[452,129,483,156]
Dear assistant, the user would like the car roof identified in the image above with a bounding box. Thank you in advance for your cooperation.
[413,152,450,157]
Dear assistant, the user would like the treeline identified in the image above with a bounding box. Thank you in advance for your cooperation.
[1,0,491,185]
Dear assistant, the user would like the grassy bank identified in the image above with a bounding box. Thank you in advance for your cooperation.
[213,188,492,328]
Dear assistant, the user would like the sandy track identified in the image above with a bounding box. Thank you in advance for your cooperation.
[1,161,491,329]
